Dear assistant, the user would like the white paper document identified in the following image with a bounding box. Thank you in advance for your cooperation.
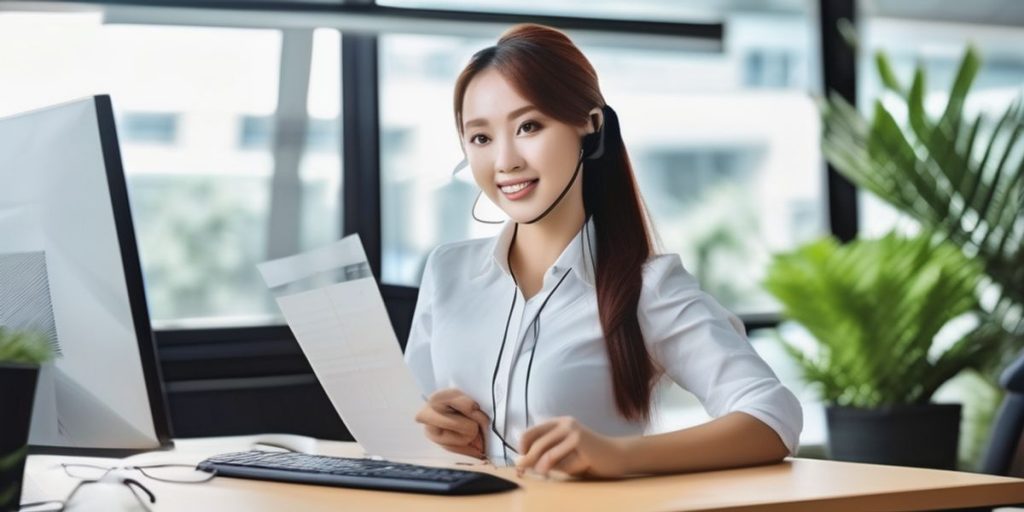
[257,235,472,464]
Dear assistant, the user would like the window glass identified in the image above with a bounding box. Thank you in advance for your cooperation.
[301,28,343,253]
[0,13,343,327]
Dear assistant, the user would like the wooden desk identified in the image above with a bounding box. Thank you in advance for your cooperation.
[21,436,1024,512]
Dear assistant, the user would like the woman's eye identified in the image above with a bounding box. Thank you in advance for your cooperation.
[470,134,490,145]
[518,121,541,134]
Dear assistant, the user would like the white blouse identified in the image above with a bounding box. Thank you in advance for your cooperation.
[404,218,802,462]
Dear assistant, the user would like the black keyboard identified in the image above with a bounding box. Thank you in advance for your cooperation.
[196,451,519,496]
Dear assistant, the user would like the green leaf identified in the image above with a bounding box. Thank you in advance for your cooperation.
[940,45,982,129]
[0,485,16,511]
[764,232,983,407]
[979,104,1024,253]
[837,17,859,52]
[907,67,928,138]
[876,51,905,95]
[0,446,27,472]
[0,327,53,365]
[0,446,28,509]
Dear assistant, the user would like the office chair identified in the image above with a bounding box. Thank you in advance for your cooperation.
[944,352,1024,512]
[980,350,1024,477]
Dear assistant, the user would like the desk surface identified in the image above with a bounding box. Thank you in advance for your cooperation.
[23,436,1024,512]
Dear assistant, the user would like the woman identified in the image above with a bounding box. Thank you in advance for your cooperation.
[405,23,802,479]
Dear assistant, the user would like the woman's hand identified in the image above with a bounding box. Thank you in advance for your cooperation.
[414,388,491,459]
[516,416,629,479]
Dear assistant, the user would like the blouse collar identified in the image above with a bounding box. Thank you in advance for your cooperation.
[480,216,598,288]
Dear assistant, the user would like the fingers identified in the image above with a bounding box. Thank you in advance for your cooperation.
[429,401,489,435]
[551,451,588,477]
[416,389,490,457]
[428,389,491,429]
[424,425,484,458]
[425,388,491,441]
[415,406,478,438]
[434,392,480,417]
[516,421,569,475]
[466,409,492,432]
[438,441,486,459]
[518,420,560,455]
[424,424,470,445]
[534,433,582,475]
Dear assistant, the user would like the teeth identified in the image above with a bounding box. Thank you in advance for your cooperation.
[500,180,535,194]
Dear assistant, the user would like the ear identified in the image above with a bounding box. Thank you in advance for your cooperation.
[587,107,605,135]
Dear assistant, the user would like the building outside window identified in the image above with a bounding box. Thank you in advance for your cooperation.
[0,15,342,327]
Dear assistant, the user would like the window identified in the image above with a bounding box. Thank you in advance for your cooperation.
[0,2,841,451]
[378,8,825,316]
[240,116,339,153]
[121,112,179,144]
[240,115,274,149]
[378,35,500,286]
[378,0,805,23]
[0,13,343,327]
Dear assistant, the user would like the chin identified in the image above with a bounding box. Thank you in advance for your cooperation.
[503,203,553,224]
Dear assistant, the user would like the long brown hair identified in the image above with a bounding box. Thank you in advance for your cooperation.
[453,24,658,422]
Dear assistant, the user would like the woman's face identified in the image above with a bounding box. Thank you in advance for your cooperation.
[460,69,590,223]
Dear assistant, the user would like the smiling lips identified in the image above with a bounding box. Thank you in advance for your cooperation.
[498,179,539,200]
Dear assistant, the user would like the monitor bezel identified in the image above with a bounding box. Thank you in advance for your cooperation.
[96,94,175,450]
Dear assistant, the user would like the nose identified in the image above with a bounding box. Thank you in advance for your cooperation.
[493,138,525,173]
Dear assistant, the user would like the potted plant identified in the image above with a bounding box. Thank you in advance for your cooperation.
[820,44,1024,467]
[823,43,1024,392]
[0,327,53,511]
[764,232,984,469]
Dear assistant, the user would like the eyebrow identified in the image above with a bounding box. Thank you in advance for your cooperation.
[462,105,538,131]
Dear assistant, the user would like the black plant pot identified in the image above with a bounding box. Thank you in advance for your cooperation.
[0,363,40,512]
[826,403,962,470]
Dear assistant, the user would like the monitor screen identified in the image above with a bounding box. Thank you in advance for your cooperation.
[0,95,171,452]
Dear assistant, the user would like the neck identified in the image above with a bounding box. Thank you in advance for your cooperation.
[510,190,586,274]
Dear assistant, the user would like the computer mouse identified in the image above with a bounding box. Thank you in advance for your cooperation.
[250,433,318,454]
[62,471,153,512]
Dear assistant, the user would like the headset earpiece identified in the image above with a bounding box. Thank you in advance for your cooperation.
[581,108,607,160]
[582,123,605,160]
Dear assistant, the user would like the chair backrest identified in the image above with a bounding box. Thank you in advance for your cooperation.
[980,352,1024,476]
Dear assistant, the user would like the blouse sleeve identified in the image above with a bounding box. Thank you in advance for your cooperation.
[638,254,803,455]
[403,247,439,396]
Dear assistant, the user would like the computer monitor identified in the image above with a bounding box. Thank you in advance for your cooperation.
[0,95,172,453]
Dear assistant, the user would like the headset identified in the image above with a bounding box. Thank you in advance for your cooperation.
[489,254,574,463]
[486,218,597,463]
